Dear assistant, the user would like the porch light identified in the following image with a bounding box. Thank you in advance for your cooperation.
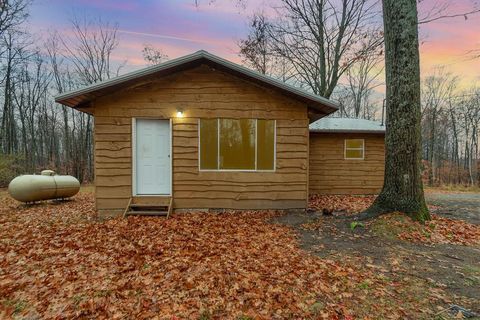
[176,109,184,118]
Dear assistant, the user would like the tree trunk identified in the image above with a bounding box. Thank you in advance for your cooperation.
[360,0,430,222]
[428,110,436,185]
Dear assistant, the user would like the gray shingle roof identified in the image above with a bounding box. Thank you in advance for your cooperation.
[309,117,385,133]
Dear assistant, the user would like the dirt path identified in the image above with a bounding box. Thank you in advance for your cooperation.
[426,192,480,225]
[273,199,480,317]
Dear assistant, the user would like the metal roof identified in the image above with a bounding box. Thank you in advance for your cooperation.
[55,50,338,116]
[309,117,386,134]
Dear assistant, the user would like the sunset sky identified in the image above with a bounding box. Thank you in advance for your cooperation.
[29,0,480,90]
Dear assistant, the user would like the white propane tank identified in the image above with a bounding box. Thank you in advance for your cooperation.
[8,170,80,203]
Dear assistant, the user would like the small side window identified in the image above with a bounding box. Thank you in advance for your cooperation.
[345,139,364,160]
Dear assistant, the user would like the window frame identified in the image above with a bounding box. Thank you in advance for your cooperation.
[198,118,276,172]
[344,138,365,160]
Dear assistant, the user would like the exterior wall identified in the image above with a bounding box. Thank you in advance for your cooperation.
[309,132,385,195]
[93,64,309,216]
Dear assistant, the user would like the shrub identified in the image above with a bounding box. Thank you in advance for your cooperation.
[0,154,25,187]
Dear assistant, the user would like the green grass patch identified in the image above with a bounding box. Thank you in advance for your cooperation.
[72,294,86,306]
[357,281,370,290]
[350,221,365,231]
[2,298,28,315]
[199,309,212,320]
[463,264,480,287]
[464,264,480,274]
[370,214,416,239]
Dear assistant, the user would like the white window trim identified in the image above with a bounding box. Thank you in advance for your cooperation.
[198,118,276,172]
[344,138,365,160]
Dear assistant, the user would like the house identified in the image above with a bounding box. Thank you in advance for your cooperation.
[309,117,385,195]
[55,50,338,217]
[55,50,385,217]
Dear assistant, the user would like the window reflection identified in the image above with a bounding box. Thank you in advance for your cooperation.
[199,118,275,170]
[219,119,255,170]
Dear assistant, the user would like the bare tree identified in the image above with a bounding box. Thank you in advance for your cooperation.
[421,69,457,185]
[12,51,51,171]
[60,15,121,85]
[345,49,383,118]
[54,15,123,181]
[46,32,78,176]
[261,0,383,98]
[418,0,480,24]
[238,14,272,75]
[142,44,168,65]
[0,0,30,156]
[238,13,295,81]
[0,0,29,39]
[0,29,31,154]
[459,91,480,185]
[0,8,124,184]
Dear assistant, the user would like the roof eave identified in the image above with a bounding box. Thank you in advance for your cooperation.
[54,50,339,115]
[55,51,205,105]
[310,129,385,134]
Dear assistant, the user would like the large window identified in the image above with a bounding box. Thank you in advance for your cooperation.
[199,118,276,171]
[344,139,364,160]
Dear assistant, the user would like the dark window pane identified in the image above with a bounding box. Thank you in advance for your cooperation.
[257,120,275,170]
[199,119,218,169]
[219,119,255,170]
[345,139,364,149]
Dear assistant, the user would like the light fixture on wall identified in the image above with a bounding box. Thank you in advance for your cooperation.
[176,109,184,118]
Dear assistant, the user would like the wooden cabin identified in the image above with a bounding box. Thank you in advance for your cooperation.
[56,51,386,217]
[55,51,339,217]
[309,118,386,194]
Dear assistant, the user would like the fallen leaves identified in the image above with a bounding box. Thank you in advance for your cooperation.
[0,192,372,319]
[308,194,375,215]
[1,191,478,319]
[309,194,480,246]
[309,194,441,216]
[400,215,480,246]
[372,213,480,246]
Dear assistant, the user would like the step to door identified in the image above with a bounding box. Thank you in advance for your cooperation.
[129,204,169,210]
[132,196,171,206]
[125,210,168,216]
[123,197,173,218]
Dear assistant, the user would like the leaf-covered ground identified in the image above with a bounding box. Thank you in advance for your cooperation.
[374,213,480,246]
[1,190,479,319]
[308,194,480,246]
[0,191,406,319]
[308,194,375,215]
[283,194,480,319]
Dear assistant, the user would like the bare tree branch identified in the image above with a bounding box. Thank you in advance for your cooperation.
[142,44,168,65]
[255,0,383,98]
[419,8,480,24]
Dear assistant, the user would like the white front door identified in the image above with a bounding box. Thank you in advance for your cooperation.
[135,119,171,195]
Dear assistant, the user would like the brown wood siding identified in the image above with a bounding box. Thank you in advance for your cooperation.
[93,65,309,216]
[309,132,385,195]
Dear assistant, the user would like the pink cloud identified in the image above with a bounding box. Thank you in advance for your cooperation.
[29,0,480,89]
[418,4,480,87]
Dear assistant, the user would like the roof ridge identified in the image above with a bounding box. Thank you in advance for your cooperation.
[55,50,339,114]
